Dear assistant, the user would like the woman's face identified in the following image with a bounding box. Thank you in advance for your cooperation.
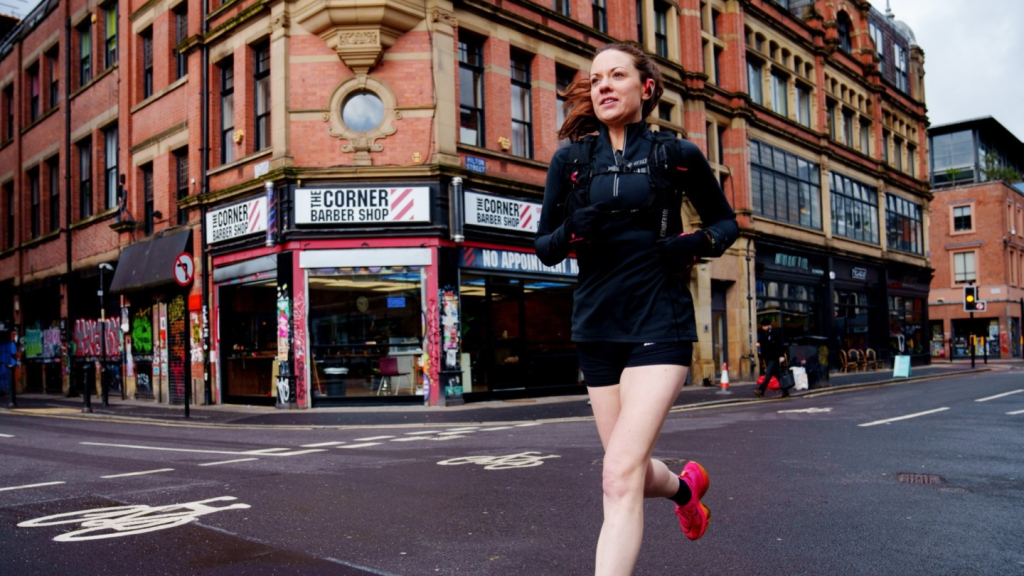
[590,49,650,128]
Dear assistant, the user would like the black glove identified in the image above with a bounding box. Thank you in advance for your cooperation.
[564,203,612,244]
[657,231,709,271]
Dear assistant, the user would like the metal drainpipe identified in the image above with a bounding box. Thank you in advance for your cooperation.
[64,16,75,399]
[200,0,212,405]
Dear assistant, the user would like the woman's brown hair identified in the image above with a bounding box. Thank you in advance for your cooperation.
[558,42,664,142]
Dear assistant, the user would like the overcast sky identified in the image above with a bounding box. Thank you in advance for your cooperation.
[869,0,1024,140]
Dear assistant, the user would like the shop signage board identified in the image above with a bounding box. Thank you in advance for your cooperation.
[460,247,578,277]
[206,196,268,243]
[295,187,430,224]
[464,191,541,234]
[892,355,911,378]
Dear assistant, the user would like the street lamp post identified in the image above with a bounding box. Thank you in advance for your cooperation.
[99,263,114,407]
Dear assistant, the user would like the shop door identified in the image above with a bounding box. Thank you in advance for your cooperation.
[711,284,728,375]
[1011,317,1021,358]
[220,282,277,405]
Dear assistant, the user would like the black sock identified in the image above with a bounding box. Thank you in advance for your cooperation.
[669,477,692,506]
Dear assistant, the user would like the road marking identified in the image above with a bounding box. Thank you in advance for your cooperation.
[447,427,479,432]
[438,452,561,470]
[338,442,381,449]
[301,441,346,447]
[390,437,428,442]
[199,458,259,467]
[514,422,543,427]
[403,430,441,436]
[101,469,175,479]
[80,442,325,457]
[0,432,14,437]
[778,407,833,413]
[479,426,514,431]
[437,431,470,436]
[975,389,1024,402]
[245,448,292,454]
[391,435,466,442]
[0,481,66,492]
[859,407,950,427]
[1008,409,1024,416]
[355,435,394,441]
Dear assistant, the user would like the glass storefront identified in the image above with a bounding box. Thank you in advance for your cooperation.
[833,289,873,351]
[888,295,925,356]
[459,273,576,396]
[220,281,278,404]
[756,279,821,340]
[307,266,424,401]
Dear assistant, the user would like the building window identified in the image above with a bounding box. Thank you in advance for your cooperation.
[254,42,271,151]
[842,110,854,148]
[953,252,976,284]
[882,128,890,164]
[48,157,60,232]
[953,205,972,232]
[768,72,787,117]
[885,193,923,255]
[826,100,836,140]
[907,144,916,177]
[104,124,118,210]
[29,168,40,238]
[220,57,235,164]
[830,172,879,244]
[796,84,811,127]
[860,120,871,155]
[870,23,884,75]
[837,12,852,53]
[28,64,40,122]
[104,3,117,68]
[654,2,669,58]
[747,61,763,105]
[930,130,974,185]
[78,21,92,87]
[142,163,154,236]
[4,182,13,249]
[556,65,575,141]
[893,136,903,171]
[659,103,676,136]
[142,28,153,98]
[47,49,59,109]
[78,139,92,220]
[3,85,12,140]
[554,0,570,17]
[636,0,644,44]
[750,139,822,229]
[510,51,533,159]
[458,35,484,147]
[894,43,909,93]
[593,0,607,33]
[175,149,189,225]
[174,4,188,80]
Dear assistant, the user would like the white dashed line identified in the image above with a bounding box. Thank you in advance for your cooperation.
[199,458,260,467]
[976,390,1024,402]
[514,422,542,427]
[101,468,175,479]
[0,481,65,492]
[0,433,14,438]
[301,441,347,448]
[354,436,395,441]
[859,407,950,427]
[403,431,442,436]
[245,448,292,454]
[446,427,479,432]
[81,442,323,458]
[1008,409,1024,416]
[437,431,470,436]
[479,426,514,431]
[391,437,429,442]
[338,443,382,449]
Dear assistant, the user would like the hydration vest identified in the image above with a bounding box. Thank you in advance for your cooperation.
[558,130,685,238]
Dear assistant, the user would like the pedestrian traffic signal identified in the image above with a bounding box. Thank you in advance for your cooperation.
[964,285,979,312]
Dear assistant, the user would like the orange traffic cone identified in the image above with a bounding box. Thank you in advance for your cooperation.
[716,362,731,395]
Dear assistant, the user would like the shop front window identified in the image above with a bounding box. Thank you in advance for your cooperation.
[308,267,424,400]
[459,274,575,395]
[833,290,872,352]
[756,279,821,343]
[888,295,924,356]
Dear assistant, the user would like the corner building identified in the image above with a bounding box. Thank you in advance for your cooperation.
[0,0,931,408]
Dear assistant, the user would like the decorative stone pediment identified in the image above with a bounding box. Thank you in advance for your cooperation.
[293,0,426,74]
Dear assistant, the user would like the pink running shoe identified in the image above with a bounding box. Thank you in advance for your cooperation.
[674,461,711,540]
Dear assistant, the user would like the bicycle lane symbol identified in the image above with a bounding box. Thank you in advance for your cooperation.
[17,496,251,542]
[437,452,560,470]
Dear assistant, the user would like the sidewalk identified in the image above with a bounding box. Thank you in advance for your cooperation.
[2,360,1013,428]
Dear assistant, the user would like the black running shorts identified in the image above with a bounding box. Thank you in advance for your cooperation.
[577,341,693,387]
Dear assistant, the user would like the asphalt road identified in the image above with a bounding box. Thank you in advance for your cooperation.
[1,370,1022,575]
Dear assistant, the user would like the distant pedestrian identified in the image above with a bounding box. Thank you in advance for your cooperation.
[535,43,738,574]
[756,320,788,398]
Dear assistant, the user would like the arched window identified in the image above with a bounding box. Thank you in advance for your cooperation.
[837,12,852,52]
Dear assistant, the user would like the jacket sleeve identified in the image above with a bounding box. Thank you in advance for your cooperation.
[534,147,573,266]
[675,139,739,258]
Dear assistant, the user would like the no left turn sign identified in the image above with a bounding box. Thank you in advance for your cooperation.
[174,252,195,287]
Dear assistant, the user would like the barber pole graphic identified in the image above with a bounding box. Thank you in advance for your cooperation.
[388,188,416,221]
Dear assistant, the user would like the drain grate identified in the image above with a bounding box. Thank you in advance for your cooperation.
[897,473,943,485]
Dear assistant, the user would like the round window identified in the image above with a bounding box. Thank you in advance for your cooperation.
[341,91,385,132]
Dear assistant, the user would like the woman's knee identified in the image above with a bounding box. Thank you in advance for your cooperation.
[602,458,646,501]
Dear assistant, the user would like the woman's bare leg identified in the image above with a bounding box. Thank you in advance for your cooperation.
[588,365,687,576]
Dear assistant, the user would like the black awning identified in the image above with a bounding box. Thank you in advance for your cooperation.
[109,229,193,294]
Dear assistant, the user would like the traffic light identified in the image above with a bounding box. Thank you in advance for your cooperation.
[964,285,979,312]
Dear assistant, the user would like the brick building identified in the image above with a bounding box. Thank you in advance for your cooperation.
[0,0,931,408]
[927,117,1024,360]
